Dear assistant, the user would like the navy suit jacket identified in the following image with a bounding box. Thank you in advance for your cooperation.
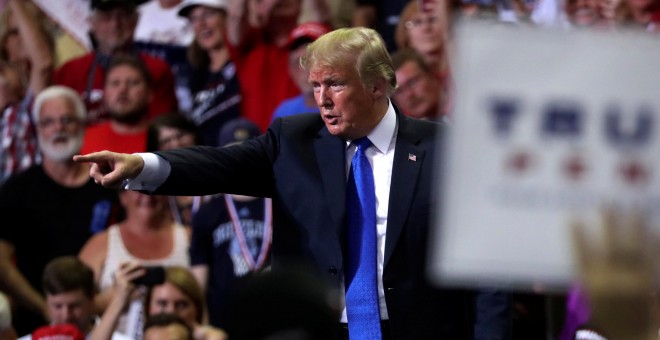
[153,112,509,339]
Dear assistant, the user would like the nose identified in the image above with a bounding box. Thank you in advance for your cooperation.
[317,86,331,108]
[61,307,73,323]
[52,117,73,132]
[116,81,129,94]
[163,303,176,314]
[192,18,205,32]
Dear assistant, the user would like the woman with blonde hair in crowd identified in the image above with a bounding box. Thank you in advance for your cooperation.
[0,0,53,184]
[91,264,226,340]
[0,0,53,78]
[176,0,241,146]
[79,191,190,339]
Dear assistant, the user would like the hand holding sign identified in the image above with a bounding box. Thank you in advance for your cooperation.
[572,210,660,340]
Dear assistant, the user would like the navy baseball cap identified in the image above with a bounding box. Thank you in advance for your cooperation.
[218,118,261,147]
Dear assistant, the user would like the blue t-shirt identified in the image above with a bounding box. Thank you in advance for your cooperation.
[271,95,319,122]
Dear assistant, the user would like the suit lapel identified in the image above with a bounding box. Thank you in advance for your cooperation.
[314,129,347,231]
[384,115,425,266]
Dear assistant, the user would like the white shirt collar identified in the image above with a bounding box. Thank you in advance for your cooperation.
[347,100,396,153]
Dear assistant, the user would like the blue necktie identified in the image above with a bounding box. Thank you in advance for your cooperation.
[345,137,382,340]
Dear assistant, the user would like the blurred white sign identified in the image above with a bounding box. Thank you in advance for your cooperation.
[34,0,92,49]
[430,22,660,289]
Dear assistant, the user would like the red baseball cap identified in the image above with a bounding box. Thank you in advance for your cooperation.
[287,22,332,50]
[32,324,85,340]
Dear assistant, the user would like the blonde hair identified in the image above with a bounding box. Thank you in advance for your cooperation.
[146,266,205,324]
[300,27,396,96]
[0,2,54,62]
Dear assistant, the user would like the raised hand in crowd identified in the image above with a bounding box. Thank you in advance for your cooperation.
[89,262,146,340]
[572,209,660,340]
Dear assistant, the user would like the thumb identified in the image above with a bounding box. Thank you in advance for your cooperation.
[100,168,126,189]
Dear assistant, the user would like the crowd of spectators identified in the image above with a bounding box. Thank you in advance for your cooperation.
[0,0,658,338]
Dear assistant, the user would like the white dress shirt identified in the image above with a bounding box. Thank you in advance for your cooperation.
[340,101,397,322]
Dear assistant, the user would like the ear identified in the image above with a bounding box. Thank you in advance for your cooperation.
[371,79,387,100]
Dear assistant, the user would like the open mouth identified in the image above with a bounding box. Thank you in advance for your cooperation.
[52,136,69,144]
[323,114,339,125]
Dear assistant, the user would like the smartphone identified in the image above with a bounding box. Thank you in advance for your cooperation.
[132,266,165,287]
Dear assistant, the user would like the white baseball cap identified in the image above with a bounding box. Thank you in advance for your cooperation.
[177,0,228,17]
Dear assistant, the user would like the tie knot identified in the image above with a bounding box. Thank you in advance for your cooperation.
[353,137,372,151]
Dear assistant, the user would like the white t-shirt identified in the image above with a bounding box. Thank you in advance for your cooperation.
[134,0,193,46]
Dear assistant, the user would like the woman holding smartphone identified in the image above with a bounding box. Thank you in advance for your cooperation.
[79,191,191,339]
[90,264,226,340]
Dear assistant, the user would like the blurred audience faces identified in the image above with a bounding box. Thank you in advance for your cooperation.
[392,48,442,120]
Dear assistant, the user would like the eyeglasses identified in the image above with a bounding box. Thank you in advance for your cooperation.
[405,16,440,29]
[158,131,194,148]
[37,116,82,129]
[394,74,426,95]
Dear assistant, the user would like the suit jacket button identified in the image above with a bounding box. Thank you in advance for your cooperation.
[328,266,337,276]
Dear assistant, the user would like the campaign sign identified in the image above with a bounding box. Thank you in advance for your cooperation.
[34,0,91,49]
[429,21,660,289]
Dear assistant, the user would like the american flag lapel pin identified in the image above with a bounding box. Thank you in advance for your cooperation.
[408,153,417,162]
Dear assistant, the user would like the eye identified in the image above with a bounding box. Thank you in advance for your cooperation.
[175,300,190,310]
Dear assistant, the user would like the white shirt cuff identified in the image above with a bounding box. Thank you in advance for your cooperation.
[124,153,170,192]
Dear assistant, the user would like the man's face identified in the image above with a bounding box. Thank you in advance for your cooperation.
[36,96,84,162]
[89,7,138,53]
[104,64,150,123]
[393,60,440,119]
[309,63,383,140]
[46,289,94,333]
[148,282,198,325]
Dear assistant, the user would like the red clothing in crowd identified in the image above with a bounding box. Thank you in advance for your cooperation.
[80,123,147,155]
[228,28,300,132]
[53,52,178,124]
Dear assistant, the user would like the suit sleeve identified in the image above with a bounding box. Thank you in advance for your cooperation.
[153,123,279,197]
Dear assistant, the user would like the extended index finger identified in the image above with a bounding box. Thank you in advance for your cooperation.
[73,151,111,164]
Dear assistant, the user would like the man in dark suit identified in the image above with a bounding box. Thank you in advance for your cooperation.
[75,27,510,339]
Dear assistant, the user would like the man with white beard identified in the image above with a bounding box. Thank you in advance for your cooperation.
[0,86,123,335]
